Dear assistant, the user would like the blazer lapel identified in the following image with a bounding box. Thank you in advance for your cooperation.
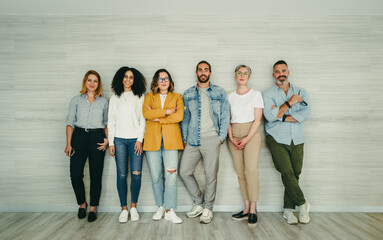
[163,92,174,109]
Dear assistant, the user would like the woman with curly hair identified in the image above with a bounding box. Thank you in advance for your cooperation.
[142,69,184,224]
[65,70,109,222]
[108,66,146,223]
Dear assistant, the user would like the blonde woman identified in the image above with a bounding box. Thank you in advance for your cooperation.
[65,70,109,222]
[227,65,264,226]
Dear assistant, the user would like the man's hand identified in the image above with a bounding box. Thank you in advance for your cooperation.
[288,94,303,106]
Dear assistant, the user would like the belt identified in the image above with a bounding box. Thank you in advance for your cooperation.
[75,127,104,133]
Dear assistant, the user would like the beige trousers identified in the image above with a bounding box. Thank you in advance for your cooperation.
[227,122,261,202]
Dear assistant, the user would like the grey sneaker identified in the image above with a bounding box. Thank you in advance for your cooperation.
[298,202,310,224]
[199,208,213,224]
[283,209,298,225]
[186,205,204,218]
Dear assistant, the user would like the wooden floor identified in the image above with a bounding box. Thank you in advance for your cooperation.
[0,212,382,240]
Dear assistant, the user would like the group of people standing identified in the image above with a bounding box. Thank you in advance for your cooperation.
[64,60,311,227]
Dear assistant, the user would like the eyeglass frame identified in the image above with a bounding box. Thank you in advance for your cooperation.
[157,77,170,83]
[236,72,249,77]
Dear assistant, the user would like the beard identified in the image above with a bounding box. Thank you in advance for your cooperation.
[197,74,210,83]
[275,75,288,85]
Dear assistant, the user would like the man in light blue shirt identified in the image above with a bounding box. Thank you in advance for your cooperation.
[263,60,311,225]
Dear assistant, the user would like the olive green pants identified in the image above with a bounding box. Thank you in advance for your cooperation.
[266,135,306,209]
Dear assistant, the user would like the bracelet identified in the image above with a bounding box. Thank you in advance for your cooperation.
[282,114,288,122]
[285,101,291,108]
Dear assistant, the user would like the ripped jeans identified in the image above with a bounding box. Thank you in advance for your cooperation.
[146,141,179,210]
[114,137,143,207]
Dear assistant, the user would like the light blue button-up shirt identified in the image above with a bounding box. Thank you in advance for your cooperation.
[263,83,311,145]
[66,94,108,129]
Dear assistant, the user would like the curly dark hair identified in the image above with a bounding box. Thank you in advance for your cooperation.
[111,66,146,97]
[150,69,175,94]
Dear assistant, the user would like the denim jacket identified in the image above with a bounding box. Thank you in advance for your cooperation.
[181,83,230,146]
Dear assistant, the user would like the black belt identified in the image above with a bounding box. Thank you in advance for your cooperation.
[75,127,104,133]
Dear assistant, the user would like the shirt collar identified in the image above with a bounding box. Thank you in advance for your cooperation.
[273,82,294,92]
[81,94,99,99]
[193,82,213,91]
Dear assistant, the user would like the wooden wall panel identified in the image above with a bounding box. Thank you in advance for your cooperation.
[0,15,382,212]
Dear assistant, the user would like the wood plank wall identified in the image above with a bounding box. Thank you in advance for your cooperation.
[0,15,382,212]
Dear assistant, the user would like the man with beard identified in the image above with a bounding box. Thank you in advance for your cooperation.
[179,60,230,224]
[263,60,311,225]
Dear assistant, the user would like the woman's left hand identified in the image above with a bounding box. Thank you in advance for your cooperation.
[237,137,250,150]
[134,141,143,155]
[97,138,109,151]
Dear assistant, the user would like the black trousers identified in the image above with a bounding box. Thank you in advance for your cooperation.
[70,127,105,206]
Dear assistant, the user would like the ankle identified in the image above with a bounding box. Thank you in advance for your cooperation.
[89,206,97,213]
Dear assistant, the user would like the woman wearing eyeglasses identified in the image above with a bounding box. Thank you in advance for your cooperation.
[142,69,184,224]
[227,65,264,226]
[108,66,146,223]
[65,70,109,222]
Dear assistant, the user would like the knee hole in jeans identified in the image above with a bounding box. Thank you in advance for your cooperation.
[167,168,177,174]
[132,171,141,175]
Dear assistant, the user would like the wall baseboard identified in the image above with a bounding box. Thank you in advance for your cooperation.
[1,205,382,213]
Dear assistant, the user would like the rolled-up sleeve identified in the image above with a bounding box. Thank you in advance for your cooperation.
[66,97,77,128]
[263,93,282,122]
[290,89,311,123]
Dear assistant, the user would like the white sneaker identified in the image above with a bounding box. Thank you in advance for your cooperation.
[199,208,213,224]
[130,207,140,222]
[283,209,298,225]
[186,205,204,218]
[152,206,165,221]
[118,209,129,223]
[165,209,183,224]
[298,202,310,224]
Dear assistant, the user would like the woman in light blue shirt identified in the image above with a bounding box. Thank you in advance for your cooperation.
[65,70,109,222]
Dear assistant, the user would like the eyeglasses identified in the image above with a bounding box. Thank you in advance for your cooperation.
[298,90,308,106]
[236,72,249,77]
[158,77,169,83]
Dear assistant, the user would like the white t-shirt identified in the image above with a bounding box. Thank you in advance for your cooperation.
[228,89,264,123]
[107,91,146,145]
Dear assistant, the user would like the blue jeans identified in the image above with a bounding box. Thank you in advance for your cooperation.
[146,143,179,210]
[114,137,143,207]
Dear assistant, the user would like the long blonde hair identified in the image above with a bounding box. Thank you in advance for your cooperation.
[80,70,103,96]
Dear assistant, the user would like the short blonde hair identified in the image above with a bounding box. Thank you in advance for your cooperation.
[80,70,102,96]
[235,65,252,76]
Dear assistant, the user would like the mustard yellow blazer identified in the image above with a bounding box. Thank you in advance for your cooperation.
[142,92,184,151]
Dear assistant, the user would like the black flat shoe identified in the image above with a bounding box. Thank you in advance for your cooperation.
[232,211,249,221]
[77,202,87,219]
[88,211,97,222]
[248,213,258,226]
